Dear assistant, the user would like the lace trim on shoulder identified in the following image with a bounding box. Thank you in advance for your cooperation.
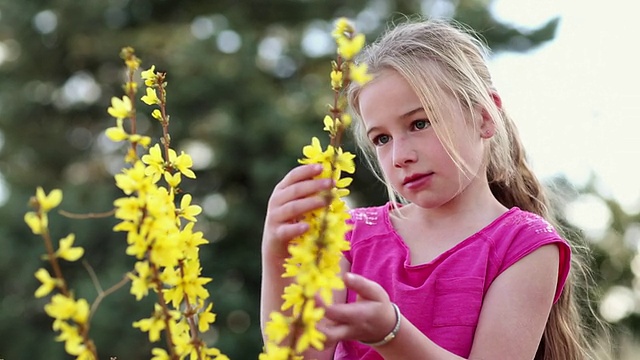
[506,209,555,235]
[349,207,381,226]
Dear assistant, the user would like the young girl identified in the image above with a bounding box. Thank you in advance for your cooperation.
[261,18,595,359]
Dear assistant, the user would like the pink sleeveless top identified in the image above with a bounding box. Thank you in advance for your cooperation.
[334,203,571,359]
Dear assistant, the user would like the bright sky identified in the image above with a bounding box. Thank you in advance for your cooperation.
[490,0,640,213]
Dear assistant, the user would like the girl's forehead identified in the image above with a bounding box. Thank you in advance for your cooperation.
[358,72,421,118]
[359,69,454,116]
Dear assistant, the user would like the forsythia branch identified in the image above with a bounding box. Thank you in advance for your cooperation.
[27,47,227,360]
[259,17,370,360]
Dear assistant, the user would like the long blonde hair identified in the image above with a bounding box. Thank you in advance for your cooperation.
[347,17,600,360]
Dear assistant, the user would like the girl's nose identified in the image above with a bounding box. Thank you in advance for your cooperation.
[393,140,418,168]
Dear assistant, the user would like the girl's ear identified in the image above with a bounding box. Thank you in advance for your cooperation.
[480,92,502,139]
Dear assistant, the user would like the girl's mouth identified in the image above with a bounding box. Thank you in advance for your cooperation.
[402,172,434,189]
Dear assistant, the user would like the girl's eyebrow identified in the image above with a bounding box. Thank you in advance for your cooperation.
[400,107,425,119]
[366,106,424,136]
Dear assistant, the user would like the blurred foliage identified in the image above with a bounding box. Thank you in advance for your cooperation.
[1,0,636,359]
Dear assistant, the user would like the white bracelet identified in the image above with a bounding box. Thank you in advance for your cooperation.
[360,302,401,347]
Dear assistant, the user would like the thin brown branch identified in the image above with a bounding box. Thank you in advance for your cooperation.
[89,273,130,322]
[151,263,180,360]
[178,260,204,360]
[83,260,104,293]
[41,223,70,296]
[58,209,115,219]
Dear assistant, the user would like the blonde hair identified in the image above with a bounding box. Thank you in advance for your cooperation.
[347,17,601,360]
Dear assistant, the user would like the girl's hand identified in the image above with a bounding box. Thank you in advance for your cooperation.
[262,164,334,260]
[323,273,398,345]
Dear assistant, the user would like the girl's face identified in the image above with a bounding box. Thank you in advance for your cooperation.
[358,69,490,209]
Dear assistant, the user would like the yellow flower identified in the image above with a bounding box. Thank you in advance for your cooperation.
[178,194,202,222]
[145,187,176,220]
[125,231,150,260]
[121,47,141,70]
[341,113,352,127]
[323,115,336,136]
[335,148,356,174]
[75,347,95,360]
[129,134,152,148]
[332,18,353,39]
[105,118,129,142]
[25,211,46,235]
[36,187,63,212]
[45,294,79,320]
[150,234,182,268]
[197,301,216,332]
[141,87,160,105]
[330,70,343,90]
[299,137,333,166]
[141,65,157,87]
[296,300,326,352]
[170,320,196,356]
[204,347,226,359]
[151,348,170,360]
[336,176,353,188]
[164,171,181,189]
[281,283,304,316]
[107,96,132,119]
[56,234,84,262]
[162,260,211,307]
[115,161,151,195]
[133,315,165,342]
[124,81,138,94]
[142,144,166,183]
[129,261,152,300]
[72,298,90,325]
[34,268,61,298]
[151,109,163,121]
[125,58,141,71]
[259,342,292,360]
[178,222,208,260]
[337,33,365,60]
[349,63,372,85]
[114,196,143,222]
[169,149,196,179]
[55,321,85,355]
[264,312,291,344]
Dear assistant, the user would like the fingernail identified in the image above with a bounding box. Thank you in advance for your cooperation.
[344,272,353,281]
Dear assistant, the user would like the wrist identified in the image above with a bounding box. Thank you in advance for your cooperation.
[360,302,401,347]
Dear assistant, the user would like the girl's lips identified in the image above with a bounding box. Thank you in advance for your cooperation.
[402,172,434,189]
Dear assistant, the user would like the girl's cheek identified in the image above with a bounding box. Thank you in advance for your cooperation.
[376,150,391,170]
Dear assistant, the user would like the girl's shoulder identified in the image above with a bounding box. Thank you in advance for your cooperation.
[487,207,571,303]
[487,207,558,238]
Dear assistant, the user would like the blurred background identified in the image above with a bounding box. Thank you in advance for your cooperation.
[0,0,638,359]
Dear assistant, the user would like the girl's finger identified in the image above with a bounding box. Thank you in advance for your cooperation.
[275,164,324,190]
[273,221,310,241]
[343,272,388,302]
[324,301,397,344]
[272,177,333,206]
[272,192,330,223]
[322,322,354,344]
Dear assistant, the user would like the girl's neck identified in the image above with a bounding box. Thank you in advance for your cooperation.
[389,183,508,265]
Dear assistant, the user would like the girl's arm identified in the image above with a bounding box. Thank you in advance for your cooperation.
[323,244,560,359]
[260,163,346,359]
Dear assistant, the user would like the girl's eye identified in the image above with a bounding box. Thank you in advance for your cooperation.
[372,134,390,146]
[413,119,430,130]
